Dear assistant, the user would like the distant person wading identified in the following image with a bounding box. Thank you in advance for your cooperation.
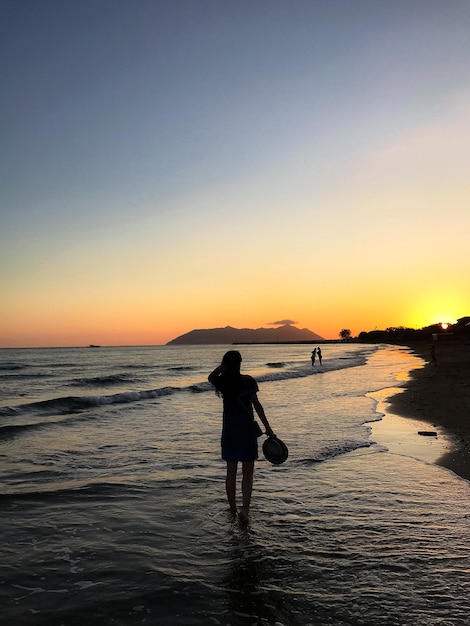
[311,348,317,366]
[317,346,322,365]
[208,350,274,524]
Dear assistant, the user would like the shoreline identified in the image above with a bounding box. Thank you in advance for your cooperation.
[385,340,470,482]
[368,386,451,469]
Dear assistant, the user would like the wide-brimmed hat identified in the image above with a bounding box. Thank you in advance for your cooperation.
[262,435,288,465]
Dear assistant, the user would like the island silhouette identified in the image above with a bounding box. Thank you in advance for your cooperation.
[166,324,324,345]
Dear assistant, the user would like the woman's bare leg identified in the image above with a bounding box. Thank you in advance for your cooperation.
[239,461,255,523]
[226,461,238,513]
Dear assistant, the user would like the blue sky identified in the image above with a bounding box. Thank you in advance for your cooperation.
[1,0,470,346]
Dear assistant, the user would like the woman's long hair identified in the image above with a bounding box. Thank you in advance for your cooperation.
[214,350,242,398]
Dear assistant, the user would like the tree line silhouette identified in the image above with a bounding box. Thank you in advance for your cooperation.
[356,316,470,343]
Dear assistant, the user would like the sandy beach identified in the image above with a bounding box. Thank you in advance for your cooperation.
[387,340,470,481]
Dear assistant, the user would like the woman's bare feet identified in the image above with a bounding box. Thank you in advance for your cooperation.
[238,508,249,525]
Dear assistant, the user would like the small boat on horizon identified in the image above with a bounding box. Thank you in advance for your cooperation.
[88,344,101,348]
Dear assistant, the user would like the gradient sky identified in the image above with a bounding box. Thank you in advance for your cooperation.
[1,0,469,347]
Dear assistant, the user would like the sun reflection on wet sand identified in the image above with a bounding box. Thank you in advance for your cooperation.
[368,387,450,466]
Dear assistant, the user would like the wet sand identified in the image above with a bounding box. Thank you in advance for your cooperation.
[388,340,470,481]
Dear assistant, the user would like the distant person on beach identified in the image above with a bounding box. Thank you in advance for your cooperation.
[311,348,317,366]
[317,346,322,366]
[208,350,274,524]
[430,345,437,366]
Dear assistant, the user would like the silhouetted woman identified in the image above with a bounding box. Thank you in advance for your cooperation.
[208,350,274,523]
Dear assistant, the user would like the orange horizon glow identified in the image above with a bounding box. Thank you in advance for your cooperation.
[1,307,467,349]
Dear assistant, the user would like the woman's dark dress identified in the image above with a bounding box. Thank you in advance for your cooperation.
[221,375,259,462]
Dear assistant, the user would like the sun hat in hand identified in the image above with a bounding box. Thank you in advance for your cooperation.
[262,435,289,465]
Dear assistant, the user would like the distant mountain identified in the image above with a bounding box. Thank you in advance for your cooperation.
[166,324,324,345]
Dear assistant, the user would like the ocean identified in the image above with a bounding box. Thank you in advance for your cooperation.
[1,343,469,626]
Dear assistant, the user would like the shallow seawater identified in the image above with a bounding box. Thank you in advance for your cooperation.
[1,344,469,625]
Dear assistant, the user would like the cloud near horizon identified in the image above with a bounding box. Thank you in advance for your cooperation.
[268,319,298,326]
